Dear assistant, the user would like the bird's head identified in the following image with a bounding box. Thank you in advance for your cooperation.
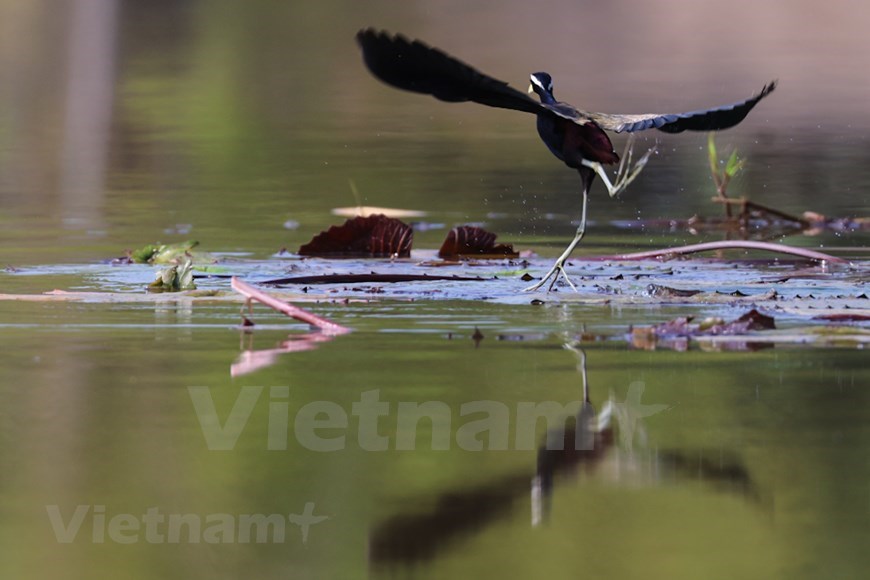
[528,72,554,98]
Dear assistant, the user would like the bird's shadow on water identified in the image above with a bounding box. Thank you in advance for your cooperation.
[366,344,762,570]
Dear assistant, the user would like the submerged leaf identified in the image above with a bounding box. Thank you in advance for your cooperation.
[644,284,702,298]
[630,309,776,350]
[299,214,413,257]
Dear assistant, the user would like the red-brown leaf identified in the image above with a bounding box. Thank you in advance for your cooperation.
[438,226,518,259]
[299,214,412,258]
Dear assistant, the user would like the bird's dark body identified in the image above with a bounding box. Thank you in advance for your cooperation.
[537,114,619,168]
[530,83,619,168]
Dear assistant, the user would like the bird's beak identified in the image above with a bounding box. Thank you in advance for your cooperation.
[527,84,534,94]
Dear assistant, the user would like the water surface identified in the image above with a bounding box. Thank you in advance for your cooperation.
[0,1,868,578]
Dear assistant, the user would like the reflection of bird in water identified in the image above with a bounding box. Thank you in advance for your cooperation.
[369,344,760,567]
[357,29,776,291]
[532,344,613,526]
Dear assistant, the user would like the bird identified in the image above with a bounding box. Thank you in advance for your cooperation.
[356,28,777,291]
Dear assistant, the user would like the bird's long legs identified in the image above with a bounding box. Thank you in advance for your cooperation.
[523,137,656,292]
[586,135,656,199]
[524,188,589,292]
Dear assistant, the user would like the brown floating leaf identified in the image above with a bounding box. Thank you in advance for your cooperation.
[299,214,412,258]
[438,226,518,259]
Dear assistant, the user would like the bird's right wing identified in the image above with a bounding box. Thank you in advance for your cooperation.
[586,81,777,134]
[356,29,544,115]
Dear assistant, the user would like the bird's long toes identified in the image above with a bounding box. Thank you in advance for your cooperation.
[522,279,544,292]
[551,264,578,292]
[523,262,577,293]
[523,271,553,292]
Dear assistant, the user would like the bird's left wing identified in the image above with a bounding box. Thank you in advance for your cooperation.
[587,81,777,133]
[356,29,544,115]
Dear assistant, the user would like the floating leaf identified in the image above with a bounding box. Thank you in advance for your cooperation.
[331,206,426,219]
[261,273,486,285]
[129,244,161,263]
[129,240,199,264]
[194,265,229,274]
[334,180,426,218]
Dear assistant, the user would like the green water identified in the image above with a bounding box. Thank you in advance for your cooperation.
[1,1,869,578]
[0,300,867,578]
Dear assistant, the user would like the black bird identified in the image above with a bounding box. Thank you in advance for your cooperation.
[356,29,776,291]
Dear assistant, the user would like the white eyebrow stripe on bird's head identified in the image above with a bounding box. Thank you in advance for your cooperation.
[529,74,548,92]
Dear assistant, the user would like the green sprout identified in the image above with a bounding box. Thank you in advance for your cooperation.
[707,133,745,218]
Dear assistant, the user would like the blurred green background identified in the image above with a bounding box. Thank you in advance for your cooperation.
[1,0,867,266]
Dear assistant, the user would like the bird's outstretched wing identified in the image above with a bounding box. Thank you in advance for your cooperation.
[357,29,776,134]
[586,81,777,133]
[356,28,543,115]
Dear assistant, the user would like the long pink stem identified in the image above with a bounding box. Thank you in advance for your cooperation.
[231,277,351,335]
[596,240,847,263]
